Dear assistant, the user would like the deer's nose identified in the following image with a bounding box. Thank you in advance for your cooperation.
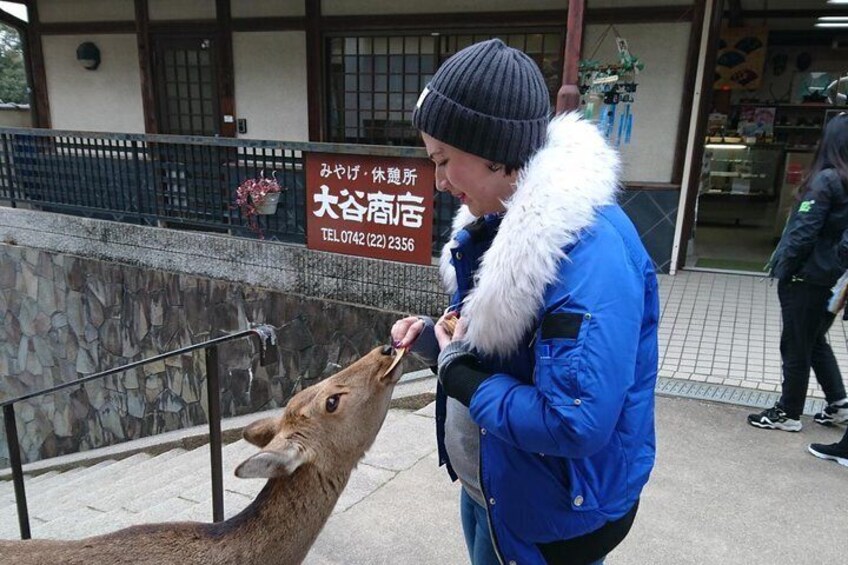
[381,345,393,356]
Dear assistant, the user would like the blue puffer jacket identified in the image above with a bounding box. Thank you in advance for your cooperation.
[434,114,658,564]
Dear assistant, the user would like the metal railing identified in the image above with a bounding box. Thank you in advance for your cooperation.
[0,324,279,540]
[0,127,457,251]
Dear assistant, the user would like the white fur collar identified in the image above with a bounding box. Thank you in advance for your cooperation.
[440,113,620,357]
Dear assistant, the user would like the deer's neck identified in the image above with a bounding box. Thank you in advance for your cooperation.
[0,465,355,565]
[206,464,352,564]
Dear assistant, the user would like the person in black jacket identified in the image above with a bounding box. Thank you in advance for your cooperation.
[749,113,848,433]
[810,128,848,466]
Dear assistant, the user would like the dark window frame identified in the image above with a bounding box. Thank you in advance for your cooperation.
[324,27,566,146]
[153,34,222,137]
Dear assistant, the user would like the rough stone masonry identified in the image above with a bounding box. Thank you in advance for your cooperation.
[0,208,446,468]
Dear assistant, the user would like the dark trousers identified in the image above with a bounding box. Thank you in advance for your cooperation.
[778,279,847,418]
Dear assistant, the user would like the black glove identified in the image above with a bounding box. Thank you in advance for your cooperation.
[437,341,492,407]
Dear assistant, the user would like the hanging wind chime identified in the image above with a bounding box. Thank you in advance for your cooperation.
[579,27,645,148]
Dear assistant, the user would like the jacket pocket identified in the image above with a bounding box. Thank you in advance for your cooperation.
[562,435,628,513]
[534,311,591,407]
[562,457,600,512]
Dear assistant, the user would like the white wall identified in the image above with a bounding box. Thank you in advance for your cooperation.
[740,0,831,8]
[588,0,692,6]
[583,22,691,183]
[38,0,134,23]
[322,0,692,14]
[0,108,32,128]
[232,0,305,18]
[43,35,145,133]
[36,0,694,21]
[233,31,309,141]
[148,0,215,21]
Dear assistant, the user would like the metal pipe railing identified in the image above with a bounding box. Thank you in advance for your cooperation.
[205,346,224,523]
[2,404,29,539]
[0,323,279,539]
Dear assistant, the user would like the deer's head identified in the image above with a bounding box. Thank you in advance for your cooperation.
[234,345,403,479]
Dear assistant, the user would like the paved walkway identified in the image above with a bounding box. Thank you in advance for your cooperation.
[5,395,847,564]
[4,269,848,564]
[306,396,848,565]
[657,270,848,414]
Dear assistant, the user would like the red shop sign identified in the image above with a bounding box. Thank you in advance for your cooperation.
[305,153,435,266]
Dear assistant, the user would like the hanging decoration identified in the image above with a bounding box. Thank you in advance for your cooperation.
[579,26,645,148]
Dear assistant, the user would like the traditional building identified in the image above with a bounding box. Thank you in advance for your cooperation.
[1,0,845,272]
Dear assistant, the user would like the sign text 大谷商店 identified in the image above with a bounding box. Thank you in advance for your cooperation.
[305,153,434,265]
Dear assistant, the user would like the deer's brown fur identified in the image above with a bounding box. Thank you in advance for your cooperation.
[0,345,403,564]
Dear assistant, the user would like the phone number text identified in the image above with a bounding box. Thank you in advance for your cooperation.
[319,228,416,252]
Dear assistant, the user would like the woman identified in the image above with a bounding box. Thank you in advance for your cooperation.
[806,114,848,464]
[749,113,848,433]
[391,39,658,565]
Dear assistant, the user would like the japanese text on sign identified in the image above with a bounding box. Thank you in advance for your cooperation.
[306,153,434,266]
[313,185,426,228]
[318,163,419,186]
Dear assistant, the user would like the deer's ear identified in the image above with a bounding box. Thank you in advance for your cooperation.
[242,416,282,448]
[235,440,315,479]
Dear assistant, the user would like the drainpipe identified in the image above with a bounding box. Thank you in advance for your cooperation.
[556,0,585,115]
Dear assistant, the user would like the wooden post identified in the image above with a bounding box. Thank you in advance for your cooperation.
[305,0,323,141]
[555,0,585,115]
[135,0,157,134]
[217,0,236,137]
[24,1,50,128]
[672,0,707,185]
[675,0,726,271]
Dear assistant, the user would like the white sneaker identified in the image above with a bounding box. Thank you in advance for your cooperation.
[813,400,848,426]
[747,404,802,432]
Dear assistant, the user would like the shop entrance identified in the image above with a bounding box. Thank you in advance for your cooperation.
[686,0,848,274]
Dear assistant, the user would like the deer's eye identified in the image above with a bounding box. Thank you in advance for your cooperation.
[326,394,341,413]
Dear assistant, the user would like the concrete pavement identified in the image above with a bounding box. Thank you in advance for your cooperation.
[2,388,847,564]
[307,396,848,565]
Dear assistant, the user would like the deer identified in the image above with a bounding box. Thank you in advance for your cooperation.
[0,345,406,565]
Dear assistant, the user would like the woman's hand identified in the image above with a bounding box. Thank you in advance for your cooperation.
[391,316,426,349]
[434,311,467,350]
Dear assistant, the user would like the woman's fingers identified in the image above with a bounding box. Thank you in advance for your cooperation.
[390,317,416,345]
[435,311,460,349]
[391,317,424,349]
[434,320,452,350]
[401,319,425,347]
[453,317,468,340]
[394,312,463,351]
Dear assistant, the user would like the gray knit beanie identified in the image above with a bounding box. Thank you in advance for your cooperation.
[412,38,550,170]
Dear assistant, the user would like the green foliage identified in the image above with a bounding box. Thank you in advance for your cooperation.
[0,23,28,104]
[618,53,645,73]
[579,60,602,72]
[579,53,645,75]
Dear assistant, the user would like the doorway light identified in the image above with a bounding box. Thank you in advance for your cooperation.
[705,144,748,150]
[76,42,101,70]
[0,2,27,22]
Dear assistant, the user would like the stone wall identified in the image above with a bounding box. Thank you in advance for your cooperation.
[0,243,426,468]
[0,208,448,317]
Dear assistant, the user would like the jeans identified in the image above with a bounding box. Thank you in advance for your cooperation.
[777,279,847,418]
[460,489,605,565]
